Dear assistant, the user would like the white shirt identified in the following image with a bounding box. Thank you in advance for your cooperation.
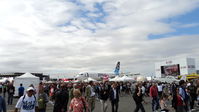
[158,85,163,92]
[15,94,38,112]
[113,89,116,99]
[90,86,95,97]
[141,86,145,94]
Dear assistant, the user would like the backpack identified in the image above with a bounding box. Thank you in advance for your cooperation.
[38,93,46,109]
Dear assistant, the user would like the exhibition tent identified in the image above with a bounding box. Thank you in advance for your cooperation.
[109,76,122,82]
[136,76,147,82]
[13,72,40,97]
[120,75,134,82]
[83,77,97,82]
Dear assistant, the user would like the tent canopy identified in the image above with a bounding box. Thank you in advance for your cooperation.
[16,72,38,79]
[84,77,97,82]
[14,72,40,97]
[120,75,134,82]
[109,76,122,82]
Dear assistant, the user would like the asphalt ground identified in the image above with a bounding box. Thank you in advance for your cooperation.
[6,94,199,112]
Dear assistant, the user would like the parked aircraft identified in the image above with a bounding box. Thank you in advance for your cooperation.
[75,62,120,80]
[153,76,180,83]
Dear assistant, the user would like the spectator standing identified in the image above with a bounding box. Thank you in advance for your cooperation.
[141,84,146,96]
[0,90,6,112]
[38,85,48,112]
[0,83,2,94]
[85,81,96,112]
[133,83,145,112]
[7,83,15,105]
[14,87,38,112]
[69,89,89,112]
[52,84,69,112]
[160,94,169,112]
[109,83,119,112]
[99,83,109,112]
[150,83,159,112]
[2,84,6,98]
[187,81,197,110]
[157,83,163,98]
[18,84,25,98]
[179,80,189,112]
[172,88,186,112]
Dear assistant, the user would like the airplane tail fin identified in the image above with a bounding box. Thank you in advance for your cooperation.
[114,61,120,75]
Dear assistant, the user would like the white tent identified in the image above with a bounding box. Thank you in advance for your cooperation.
[13,72,40,97]
[83,77,97,82]
[137,76,147,82]
[109,76,122,82]
[120,75,135,82]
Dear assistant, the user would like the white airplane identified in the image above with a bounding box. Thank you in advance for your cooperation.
[153,76,180,83]
[75,62,120,80]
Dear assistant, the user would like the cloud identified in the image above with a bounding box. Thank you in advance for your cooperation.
[0,0,199,76]
[180,23,199,28]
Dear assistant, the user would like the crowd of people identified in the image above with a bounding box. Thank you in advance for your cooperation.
[0,79,199,112]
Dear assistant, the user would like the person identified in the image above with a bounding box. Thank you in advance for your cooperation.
[178,80,189,111]
[0,90,6,112]
[109,83,119,112]
[197,84,199,105]
[7,83,15,105]
[69,89,89,112]
[141,84,146,96]
[172,88,186,112]
[69,84,78,101]
[2,84,6,98]
[133,83,145,112]
[160,94,169,112]
[0,83,2,94]
[157,83,163,98]
[14,87,38,112]
[18,84,25,98]
[99,83,109,112]
[187,81,197,110]
[85,81,96,112]
[150,83,159,112]
[38,83,48,112]
[52,83,69,112]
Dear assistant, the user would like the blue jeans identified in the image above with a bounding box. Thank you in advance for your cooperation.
[152,97,159,111]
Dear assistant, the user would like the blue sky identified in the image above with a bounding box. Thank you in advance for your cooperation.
[148,8,199,39]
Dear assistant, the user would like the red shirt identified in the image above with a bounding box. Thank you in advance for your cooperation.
[150,86,158,97]
[176,95,183,106]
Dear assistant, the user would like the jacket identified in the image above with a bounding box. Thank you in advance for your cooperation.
[109,88,119,102]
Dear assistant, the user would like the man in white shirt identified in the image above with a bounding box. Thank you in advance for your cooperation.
[14,87,38,112]
[157,83,163,98]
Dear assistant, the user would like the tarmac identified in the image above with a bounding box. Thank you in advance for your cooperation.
[6,94,199,112]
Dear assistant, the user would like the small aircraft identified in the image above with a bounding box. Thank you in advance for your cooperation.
[75,62,120,80]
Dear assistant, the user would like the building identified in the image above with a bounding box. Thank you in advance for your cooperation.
[0,72,49,80]
[197,70,199,74]
[155,58,196,77]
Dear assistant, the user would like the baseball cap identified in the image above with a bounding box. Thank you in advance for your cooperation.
[27,87,35,91]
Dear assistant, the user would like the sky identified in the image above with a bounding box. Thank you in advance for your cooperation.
[0,0,199,77]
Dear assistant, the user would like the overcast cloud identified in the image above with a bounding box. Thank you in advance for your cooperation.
[0,0,199,76]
